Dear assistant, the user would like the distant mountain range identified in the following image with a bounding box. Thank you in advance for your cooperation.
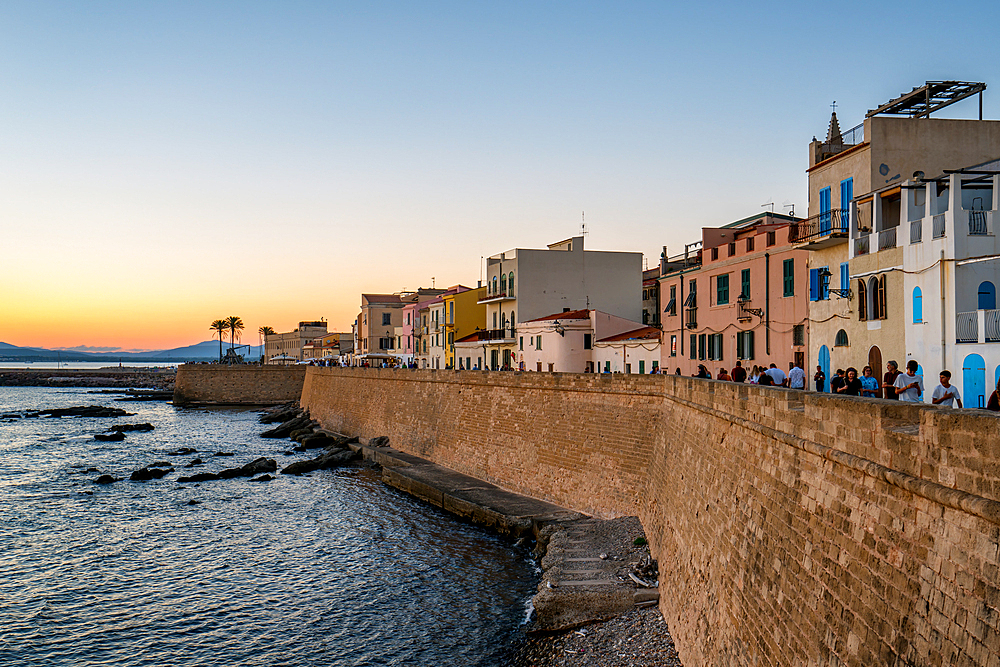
[0,341,263,362]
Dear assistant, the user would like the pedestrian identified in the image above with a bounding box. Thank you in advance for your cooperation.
[931,370,963,408]
[860,366,880,398]
[882,361,901,400]
[837,367,862,395]
[893,360,924,402]
[829,369,846,394]
[758,373,774,386]
[987,378,1000,411]
[787,361,805,389]
[749,365,761,384]
[731,361,747,383]
[765,363,786,386]
[694,364,710,379]
[675,368,681,375]
[717,368,732,381]
[814,365,826,392]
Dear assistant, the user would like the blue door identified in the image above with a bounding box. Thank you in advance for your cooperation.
[819,345,831,392]
[979,282,996,310]
[964,354,986,408]
[819,187,831,233]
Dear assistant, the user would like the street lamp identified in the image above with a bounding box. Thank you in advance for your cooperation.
[817,268,853,300]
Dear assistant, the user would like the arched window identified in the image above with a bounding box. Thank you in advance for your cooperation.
[868,277,880,321]
[858,280,868,321]
[835,329,849,346]
[979,281,996,310]
[492,276,498,295]
[913,287,923,323]
[492,311,497,329]
[500,273,507,294]
[509,272,514,293]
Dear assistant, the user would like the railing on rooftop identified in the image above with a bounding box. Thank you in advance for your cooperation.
[933,214,947,239]
[970,210,989,235]
[957,312,977,343]
[987,310,1000,343]
[789,209,849,243]
[910,220,922,244]
[481,327,516,342]
[878,227,897,251]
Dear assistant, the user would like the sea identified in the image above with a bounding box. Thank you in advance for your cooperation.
[0,386,538,666]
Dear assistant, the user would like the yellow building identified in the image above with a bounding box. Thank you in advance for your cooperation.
[443,288,487,369]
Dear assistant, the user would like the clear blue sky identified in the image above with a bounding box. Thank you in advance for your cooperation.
[3,1,999,349]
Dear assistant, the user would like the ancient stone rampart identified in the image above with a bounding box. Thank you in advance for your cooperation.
[173,364,306,405]
[300,367,1000,667]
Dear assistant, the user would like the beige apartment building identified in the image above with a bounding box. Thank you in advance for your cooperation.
[264,321,328,362]
[797,81,1000,389]
[354,288,448,363]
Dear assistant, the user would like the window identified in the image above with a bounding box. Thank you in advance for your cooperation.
[519,336,523,351]
[639,360,645,374]
[584,333,593,349]
[819,186,832,232]
[605,361,611,373]
[793,324,805,346]
[716,274,730,305]
[536,336,542,350]
[665,285,677,316]
[670,335,677,357]
[689,334,697,360]
[867,275,887,320]
[698,334,706,360]
[746,236,755,252]
[711,247,719,261]
[840,263,849,292]
[979,281,997,310]
[509,272,514,293]
[913,287,923,323]
[643,309,650,324]
[643,289,648,300]
[858,280,868,321]
[841,178,854,228]
[767,231,776,246]
[500,274,507,293]
[740,269,751,300]
[406,313,410,325]
[652,361,659,372]
[707,333,723,360]
[835,329,849,347]
[728,242,736,257]
[736,331,755,360]
[783,259,795,296]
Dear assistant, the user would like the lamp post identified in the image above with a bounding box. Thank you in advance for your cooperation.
[817,268,853,300]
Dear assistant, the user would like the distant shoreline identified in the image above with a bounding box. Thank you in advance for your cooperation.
[0,368,176,390]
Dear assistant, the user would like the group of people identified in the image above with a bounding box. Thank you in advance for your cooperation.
[694,361,807,388]
[692,357,1000,410]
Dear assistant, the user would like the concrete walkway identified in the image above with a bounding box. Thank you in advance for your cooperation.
[343,435,660,632]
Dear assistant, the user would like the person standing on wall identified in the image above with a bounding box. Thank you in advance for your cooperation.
[814,365,826,392]
[765,363,786,387]
[829,369,846,394]
[882,361,901,400]
[931,371,963,408]
[893,360,924,402]
[836,367,862,396]
[787,361,805,390]
[860,366,880,398]
[731,361,747,383]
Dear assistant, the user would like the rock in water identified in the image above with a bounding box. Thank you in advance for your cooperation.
[281,448,360,475]
[250,474,273,482]
[110,423,155,432]
[94,475,118,485]
[177,472,220,483]
[94,431,126,441]
[39,406,132,418]
[129,467,172,481]
[168,447,197,456]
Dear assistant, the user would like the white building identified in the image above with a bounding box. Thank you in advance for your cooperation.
[478,235,642,370]
[898,159,1000,407]
[593,326,662,374]
[518,309,646,373]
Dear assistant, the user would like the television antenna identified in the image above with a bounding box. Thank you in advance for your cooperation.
[761,201,775,213]
[581,211,588,237]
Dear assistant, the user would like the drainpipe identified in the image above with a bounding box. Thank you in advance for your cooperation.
[679,277,684,358]
[765,252,771,355]
[941,249,947,376]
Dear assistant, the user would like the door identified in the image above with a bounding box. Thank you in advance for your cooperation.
[490,349,498,370]
[818,345,831,392]
[964,354,986,408]
[868,346,883,396]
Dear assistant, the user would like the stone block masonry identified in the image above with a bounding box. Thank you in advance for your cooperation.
[300,367,1000,667]
[173,365,307,406]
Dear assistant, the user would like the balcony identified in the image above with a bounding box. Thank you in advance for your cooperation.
[878,227,897,251]
[933,214,946,239]
[480,327,517,343]
[957,310,1000,344]
[854,235,870,256]
[477,287,516,304]
[910,220,922,244]
[790,209,849,249]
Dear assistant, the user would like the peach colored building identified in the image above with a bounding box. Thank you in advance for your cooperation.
[659,212,810,377]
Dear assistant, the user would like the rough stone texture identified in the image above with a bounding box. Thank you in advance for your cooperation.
[173,365,306,406]
[300,367,1000,667]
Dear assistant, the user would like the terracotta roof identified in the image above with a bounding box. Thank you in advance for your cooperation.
[597,326,662,343]
[526,309,591,322]
[455,331,486,343]
[362,294,402,304]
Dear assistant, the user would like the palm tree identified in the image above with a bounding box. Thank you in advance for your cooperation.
[210,319,227,363]
[226,316,245,356]
[259,326,275,364]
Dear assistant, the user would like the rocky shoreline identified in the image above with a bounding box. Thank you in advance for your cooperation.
[0,368,176,391]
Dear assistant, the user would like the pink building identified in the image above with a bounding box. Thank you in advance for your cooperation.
[659,212,810,377]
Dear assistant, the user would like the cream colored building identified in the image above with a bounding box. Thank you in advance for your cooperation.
[518,309,646,373]
[797,83,1000,390]
[479,235,642,371]
[264,321,328,362]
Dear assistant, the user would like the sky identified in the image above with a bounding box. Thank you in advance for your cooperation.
[3,1,999,352]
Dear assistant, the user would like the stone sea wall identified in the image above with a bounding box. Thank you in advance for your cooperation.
[173,364,306,405]
[300,367,1000,667]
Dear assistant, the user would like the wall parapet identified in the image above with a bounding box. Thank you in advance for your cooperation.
[301,367,1000,666]
[173,364,306,405]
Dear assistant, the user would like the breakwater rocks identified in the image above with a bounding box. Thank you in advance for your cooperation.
[256,404,363,474]
[0,368,175,390]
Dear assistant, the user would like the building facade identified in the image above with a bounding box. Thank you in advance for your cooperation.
[264,321,328,362]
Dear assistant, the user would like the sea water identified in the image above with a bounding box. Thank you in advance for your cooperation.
[0,387,537,666]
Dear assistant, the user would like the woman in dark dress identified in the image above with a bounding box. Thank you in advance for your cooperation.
[837,367,863,396]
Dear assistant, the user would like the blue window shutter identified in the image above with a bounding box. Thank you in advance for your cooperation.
[913,287,923,323]
[840,263,849,291]
[809,269,819,301]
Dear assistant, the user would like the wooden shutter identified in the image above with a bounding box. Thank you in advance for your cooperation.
[878,275,887,319]
[858,280,867,321]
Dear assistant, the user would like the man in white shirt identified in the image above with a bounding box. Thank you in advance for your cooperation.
[931,370,963,408]
[765,363,786,386]
[893,360,924,402]
[787,361,806,389]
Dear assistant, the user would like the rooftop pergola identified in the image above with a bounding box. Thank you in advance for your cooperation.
[866,81,986,119]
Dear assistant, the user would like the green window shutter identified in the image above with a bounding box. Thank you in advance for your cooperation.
[783,259,795,297]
